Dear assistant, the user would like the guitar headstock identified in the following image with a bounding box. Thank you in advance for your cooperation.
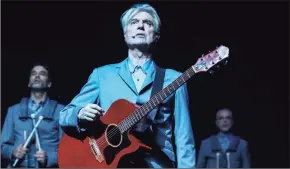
[192,45,229,74]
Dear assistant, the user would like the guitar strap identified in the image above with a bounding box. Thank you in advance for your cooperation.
[139,65,165,132]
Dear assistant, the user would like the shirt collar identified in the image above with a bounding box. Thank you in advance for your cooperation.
[127,56,152,74]
[217,132,232,139]
[29,96,48,107]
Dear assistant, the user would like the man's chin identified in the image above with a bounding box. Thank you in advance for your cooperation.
[29,85,48,91]
[127,40,152,46]
[220,128,230,132]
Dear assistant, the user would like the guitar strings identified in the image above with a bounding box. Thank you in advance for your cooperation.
[95,99,151,148]
[94,72,192,149]
[94,72,190,149]
[92,56,225,150]
[94,87,167,149]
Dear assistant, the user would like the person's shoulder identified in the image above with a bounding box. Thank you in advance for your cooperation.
[8,97,30,109]
[237,136,248,145]
[5,98,27,114]
[202,135,215,143]
[162,68,182,83]
[164,68,182,77]
[7,102,21,111]
[91,62,120,74]
[56,102,66,109]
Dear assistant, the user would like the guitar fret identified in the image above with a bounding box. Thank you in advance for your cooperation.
[153,96,158,106]
[129,116,133,126]
[133,113,137,123]
[174,81,178,89]
[140,106,146,117]
[159,92,162,98]
[162,90,167,98]
[123,121,127,131]
[176,79,180,86]
[148,101,153,110]
[181,75,185,82]
[137,110,142,119]
[125,118,130,128]
[158,93,162,101]
[166,87,170,95]
[172,84,175,91]
[121,123,125,133]
[132,113,137,123]
[186,71,190,77]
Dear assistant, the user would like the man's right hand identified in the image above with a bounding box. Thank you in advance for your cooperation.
[77,104,104,122]
[13,144,28,159]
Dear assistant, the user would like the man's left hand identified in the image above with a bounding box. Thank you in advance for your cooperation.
[35,150,47,166]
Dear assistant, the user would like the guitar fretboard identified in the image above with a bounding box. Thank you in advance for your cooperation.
[119,66,196,133]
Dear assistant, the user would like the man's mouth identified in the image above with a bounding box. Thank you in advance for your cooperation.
[135,33,145,37]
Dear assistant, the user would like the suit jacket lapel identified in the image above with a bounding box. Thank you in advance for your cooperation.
[211,135,223,152]
[37,98,56,120]
[117,58,138,95]
[226,135,240,152]
[19,97,29,119]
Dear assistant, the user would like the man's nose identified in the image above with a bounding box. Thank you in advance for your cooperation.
[137,22,145,30]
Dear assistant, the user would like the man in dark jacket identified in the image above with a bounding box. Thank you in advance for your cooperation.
[197,108,251,168]
[1,63,65,168]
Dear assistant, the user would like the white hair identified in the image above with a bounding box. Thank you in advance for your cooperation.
[120,3,161,33]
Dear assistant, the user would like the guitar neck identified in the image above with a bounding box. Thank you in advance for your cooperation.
[119,66,196,133]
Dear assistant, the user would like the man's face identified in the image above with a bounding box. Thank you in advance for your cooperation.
[216,109,233,132]
[124,11,157,46]
[28,65,51,89]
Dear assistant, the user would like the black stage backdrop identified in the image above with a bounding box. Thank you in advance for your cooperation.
[1,1,289,168]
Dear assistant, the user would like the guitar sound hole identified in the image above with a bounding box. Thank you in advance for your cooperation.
[105,124,122,147]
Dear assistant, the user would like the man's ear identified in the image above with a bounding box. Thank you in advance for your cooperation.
[154,32,160,43]
[124,32,127,39]
[48,81,52,88]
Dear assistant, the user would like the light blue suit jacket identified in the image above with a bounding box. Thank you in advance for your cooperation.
[59,57,196,168]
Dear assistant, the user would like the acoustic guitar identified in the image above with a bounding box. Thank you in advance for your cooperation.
[58,45,229,168]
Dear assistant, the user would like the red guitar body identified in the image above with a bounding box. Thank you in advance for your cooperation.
[58,99,151,168]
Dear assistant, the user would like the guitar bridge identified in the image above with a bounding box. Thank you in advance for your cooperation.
[89,138,104,163]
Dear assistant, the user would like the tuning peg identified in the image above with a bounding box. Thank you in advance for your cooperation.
[212,61,215,65]
[219,57,222,60]
[209,70,214,75]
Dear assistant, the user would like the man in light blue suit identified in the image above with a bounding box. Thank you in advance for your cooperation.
[59,3,196,168]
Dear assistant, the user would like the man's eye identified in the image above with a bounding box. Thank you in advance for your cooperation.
[130,20,137,24]
[145,21,153,26]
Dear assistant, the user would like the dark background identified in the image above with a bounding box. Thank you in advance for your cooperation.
[1,1,289,168]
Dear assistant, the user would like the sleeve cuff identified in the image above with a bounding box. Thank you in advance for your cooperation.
[73,106,88,132]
